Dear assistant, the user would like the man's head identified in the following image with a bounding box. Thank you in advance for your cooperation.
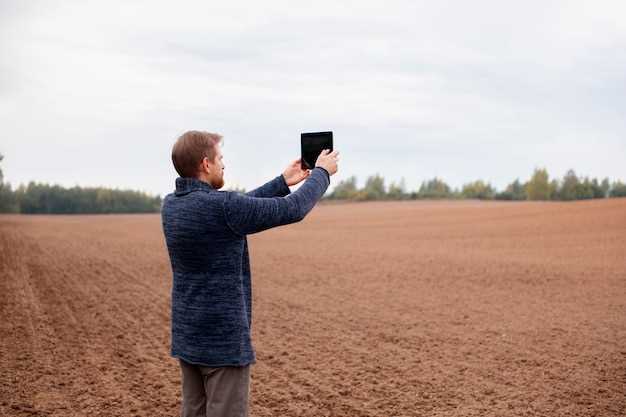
[171,130,225,189]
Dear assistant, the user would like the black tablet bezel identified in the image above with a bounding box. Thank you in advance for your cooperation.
[301,131,333,170]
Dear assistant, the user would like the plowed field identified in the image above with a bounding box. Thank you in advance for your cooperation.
[1,198,625,416]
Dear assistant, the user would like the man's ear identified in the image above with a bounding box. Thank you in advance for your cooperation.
[197,157,208,175]
[203,157,211,173]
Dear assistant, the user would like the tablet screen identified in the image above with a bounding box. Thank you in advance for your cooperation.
[301,131,333,170]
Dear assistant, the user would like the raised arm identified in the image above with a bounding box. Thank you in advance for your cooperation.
[246,158,311,198]
[223,167,330,236]
[245,175,291,198]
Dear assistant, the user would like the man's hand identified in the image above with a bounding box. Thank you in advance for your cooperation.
[282,158,310,186]
[315,149,339,176]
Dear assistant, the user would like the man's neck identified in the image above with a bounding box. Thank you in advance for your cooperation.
[196,173,210,184]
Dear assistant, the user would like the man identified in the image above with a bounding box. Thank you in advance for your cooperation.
[160,130,339,417]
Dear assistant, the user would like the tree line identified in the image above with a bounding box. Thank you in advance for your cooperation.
[326,168,626,201]
[0,154,162,214]
[2,152,625,214]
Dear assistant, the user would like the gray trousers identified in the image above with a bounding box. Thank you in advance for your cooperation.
[179,359,251,417]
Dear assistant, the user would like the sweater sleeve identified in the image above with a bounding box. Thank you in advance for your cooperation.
[245,174,291,198]
[223,167,330,236]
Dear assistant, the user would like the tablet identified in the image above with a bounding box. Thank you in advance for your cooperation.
[301,131,333,170]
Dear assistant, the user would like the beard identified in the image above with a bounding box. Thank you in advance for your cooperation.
[211,175,225,190]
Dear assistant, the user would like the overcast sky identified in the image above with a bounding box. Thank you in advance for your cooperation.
[1,0,625,197]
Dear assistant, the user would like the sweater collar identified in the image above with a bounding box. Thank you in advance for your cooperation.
[175,177,215,196]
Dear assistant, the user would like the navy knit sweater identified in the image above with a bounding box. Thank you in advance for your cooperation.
[161,167,330,367]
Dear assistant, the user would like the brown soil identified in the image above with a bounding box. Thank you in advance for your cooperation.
[1,198,625,417]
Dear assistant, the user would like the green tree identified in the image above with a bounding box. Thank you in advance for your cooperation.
[495,178,526,200]
[610,181,626,197]
[575,177,595,200]
[387,178,408,200]
[601,178,611,198]
[559,169,579,201]
[328,176,358,200]
[526,168,552,200]
[589,178,604,199]
[461,180,495,200]
[0,154,18,213]
[359,174,386,200]
[14,181,161,214]
[549,179,560,201]
[416,177,452,199]
[0,183,17,212]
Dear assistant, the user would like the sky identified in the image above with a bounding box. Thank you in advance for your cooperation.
[1,0,625,197]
